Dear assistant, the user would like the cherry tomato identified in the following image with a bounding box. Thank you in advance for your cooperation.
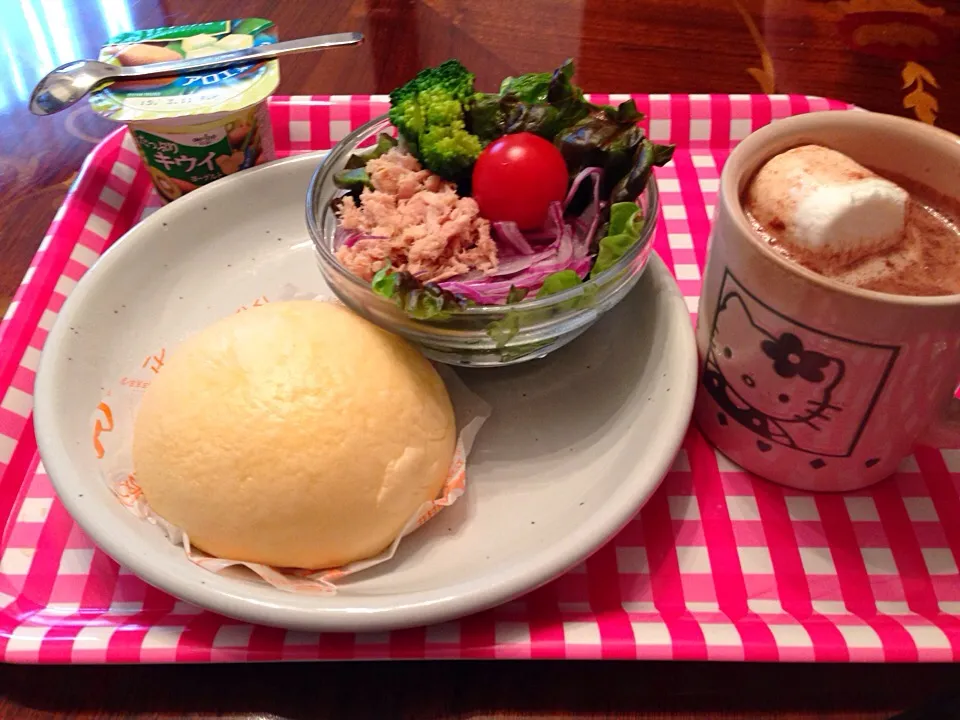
[472,132,569,230]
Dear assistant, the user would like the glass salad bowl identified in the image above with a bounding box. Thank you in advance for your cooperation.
[306,116,661,367]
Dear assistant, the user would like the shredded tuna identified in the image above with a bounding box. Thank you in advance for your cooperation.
[336,148,498,282]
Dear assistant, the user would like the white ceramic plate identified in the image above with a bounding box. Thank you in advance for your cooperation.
[34,153,697,632]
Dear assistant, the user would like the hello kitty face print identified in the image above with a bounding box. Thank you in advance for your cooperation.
[701,270,899,462]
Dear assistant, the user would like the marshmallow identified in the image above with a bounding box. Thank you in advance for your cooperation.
[746,145,908,262]
[793,178,907,255]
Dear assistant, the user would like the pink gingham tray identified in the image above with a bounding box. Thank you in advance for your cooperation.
[2,94,959,664]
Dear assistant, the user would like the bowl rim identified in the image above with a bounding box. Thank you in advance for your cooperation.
[305,114,661,317]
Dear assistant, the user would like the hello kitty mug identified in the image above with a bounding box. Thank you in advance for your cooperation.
[694,111,960,492]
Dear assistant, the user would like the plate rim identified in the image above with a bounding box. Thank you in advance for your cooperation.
[34,153,698,632]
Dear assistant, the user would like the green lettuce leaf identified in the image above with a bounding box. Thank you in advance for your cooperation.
[554,100,647,212]
[553,97,675,214]
[334,132,400,195]
[536,269,582,298]
[487,313,521,349]
[370,266,470,320]
[344,132,398,169]
[468,59,592,142]
[468,93,504,143]
[484,270,596,352]
[506,285,529,304]
[333,167,372,192]
[610,140,675,205]
[499,58,577,105]
[591,202,644,278]
[537,269,592,313]
[371,264,398,296]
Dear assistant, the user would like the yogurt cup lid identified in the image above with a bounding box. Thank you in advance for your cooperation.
[90,19,280,123]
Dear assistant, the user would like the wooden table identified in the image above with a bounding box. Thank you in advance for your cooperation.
[3,0,960,717]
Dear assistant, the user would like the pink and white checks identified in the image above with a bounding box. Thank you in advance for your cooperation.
[1,95,958,664]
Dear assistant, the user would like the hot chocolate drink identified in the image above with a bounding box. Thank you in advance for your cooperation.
[744,145,960,297]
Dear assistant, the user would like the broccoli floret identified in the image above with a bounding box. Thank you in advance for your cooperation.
[420,122,483,179]
[419,59,476,102]
[388,60,482,180]
[388,90,424,150]
[419,88,464,126]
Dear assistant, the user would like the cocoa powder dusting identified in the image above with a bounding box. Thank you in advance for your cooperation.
[745,170,960,297]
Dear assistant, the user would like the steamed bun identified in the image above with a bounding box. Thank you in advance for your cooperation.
[132,301,456,569]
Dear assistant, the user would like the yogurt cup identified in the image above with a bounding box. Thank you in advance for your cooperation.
[90,19,280,202]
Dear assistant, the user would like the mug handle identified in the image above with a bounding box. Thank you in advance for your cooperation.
[920,396,960,448]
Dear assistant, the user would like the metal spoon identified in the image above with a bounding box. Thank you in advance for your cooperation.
[29,31,364,116]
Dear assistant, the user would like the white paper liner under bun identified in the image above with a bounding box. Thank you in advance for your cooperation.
[91,287,490,594]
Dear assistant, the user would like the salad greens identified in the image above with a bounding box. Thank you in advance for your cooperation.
[489,268,595,351]
[492,59,593,141]
[468,93,506,144]
[333,132,398,194]
[506,286,530,304]
[592,202,644,278]
[556,100,648,212]
[487,313,521,349]
[332,166,372,193]
[345,132,398,169]
[336,58,677,335]
[499,63,568,103]
[536,269,582,298]
[610,140,676,205]
[472,62,675,212]
[370,265,470,320]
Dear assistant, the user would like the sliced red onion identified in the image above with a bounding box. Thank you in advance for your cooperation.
[571,256,593,276]
[442,259,592,303]
[442,245,559,286]
[446,269,484,283]
[336,227,387,249]
[543,200,565,238]
[575,203,597,234]
[520,230,559,243]
[439,282,500,304]
[522,256,590,281]
[493,222,535,255]
[562,169,604,261]
[562,167,602,212]
[439,171,606,304]
[489,247,558,276]
[553,227,573,267]
[335,227,359,249]
[578,212,601,259]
